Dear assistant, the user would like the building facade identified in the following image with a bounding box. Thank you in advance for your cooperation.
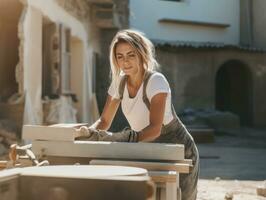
[0,0,129,135]
[128,0,266,127]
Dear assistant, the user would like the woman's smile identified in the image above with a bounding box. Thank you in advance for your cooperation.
[123,66,133,70]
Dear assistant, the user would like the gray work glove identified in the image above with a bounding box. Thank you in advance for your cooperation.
[75,127,139,142]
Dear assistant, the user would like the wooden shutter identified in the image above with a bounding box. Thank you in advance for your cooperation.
[60,24,71,94]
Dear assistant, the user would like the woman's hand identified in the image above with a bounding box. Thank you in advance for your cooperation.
[74,126,98,140]
[75,126,138,142]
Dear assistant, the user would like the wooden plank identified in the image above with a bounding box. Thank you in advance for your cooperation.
[22,123,87,141]
[32,140,184,161]
[148,171,177,183]
[20,165,148,178]
[90,159,191,173]
[158,18,230,28]
[181,159,193,165]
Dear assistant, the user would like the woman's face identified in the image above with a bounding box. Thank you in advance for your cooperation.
[115,42,143,76]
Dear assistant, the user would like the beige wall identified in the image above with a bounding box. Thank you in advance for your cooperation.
[0,0,23,100]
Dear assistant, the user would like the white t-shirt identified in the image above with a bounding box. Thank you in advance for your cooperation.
[108,72,174,132]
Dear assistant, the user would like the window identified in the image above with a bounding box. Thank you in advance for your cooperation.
[42,23,72,98]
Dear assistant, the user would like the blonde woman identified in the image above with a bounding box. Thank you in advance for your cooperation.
[77,29,199,200]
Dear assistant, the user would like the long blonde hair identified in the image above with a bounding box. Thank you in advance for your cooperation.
[109,29,159,85]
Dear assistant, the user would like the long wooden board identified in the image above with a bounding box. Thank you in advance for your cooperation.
[90,159,191,173]
[32,140,184,161]
[22,123,87,141]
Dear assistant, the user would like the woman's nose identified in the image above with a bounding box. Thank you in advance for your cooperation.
[123,56,129,63]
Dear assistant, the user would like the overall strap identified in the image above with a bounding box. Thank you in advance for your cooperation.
[118,71,153,101]
[142,71,155,109]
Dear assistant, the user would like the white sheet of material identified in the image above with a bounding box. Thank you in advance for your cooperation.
[46,96,77,124]
[23,6,43,125]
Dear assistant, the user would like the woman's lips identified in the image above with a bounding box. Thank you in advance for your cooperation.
[123,66,132,70]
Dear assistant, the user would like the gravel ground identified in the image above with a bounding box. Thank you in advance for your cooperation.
[198,179,266,200]
[197,127,266,200]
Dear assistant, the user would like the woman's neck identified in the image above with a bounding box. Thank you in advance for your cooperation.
[127,69,145,89]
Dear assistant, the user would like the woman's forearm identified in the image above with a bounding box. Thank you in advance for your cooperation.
[89,118,110,130]
[138,124,162,142]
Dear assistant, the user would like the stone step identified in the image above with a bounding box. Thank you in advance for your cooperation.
[187,127,215,143]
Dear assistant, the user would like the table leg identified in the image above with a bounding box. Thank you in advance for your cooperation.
[165,173,180,200]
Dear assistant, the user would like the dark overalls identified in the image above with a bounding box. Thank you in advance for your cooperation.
[119,71,199,200]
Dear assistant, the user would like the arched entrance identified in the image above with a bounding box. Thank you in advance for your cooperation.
[215,60,253,126]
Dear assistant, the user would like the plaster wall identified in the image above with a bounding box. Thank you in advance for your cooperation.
[130,0,240,44]
[22,0,95,124]
[23,6,43,124]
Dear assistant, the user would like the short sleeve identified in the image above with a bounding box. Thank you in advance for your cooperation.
[146,73,171,101]
[108,80,115,96]
[107,76,123,99]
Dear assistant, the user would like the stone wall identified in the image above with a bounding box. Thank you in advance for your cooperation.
[156,47,266,127]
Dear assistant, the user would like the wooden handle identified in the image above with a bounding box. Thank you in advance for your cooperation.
[0,161,8,168]
[9,144,17,163]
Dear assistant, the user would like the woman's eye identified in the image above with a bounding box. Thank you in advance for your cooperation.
[129,54,135,58]
[117,56,123,60]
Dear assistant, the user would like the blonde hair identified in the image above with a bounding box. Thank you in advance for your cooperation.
[109,29,159,84]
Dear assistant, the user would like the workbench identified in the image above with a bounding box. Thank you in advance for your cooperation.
[22,124,193,200]
[0,165,153,200]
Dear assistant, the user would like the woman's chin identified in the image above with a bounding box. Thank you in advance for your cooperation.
[122,69,132,75]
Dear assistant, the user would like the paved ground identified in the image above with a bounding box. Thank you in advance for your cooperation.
[197,127,266,200]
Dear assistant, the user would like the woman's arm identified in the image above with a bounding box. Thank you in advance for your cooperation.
[90,95,121,130]
[138,93,168,142]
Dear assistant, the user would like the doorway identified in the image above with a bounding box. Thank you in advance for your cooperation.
[215,60,253,126]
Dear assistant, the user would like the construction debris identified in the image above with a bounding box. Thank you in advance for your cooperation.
[224,191,234,200]
[0,143,49,170]
[256,181,266,197]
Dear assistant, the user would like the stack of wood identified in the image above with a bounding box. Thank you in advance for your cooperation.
[23,124,193,200]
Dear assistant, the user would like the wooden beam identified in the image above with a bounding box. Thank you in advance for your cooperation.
[22,124,87,141]
[32,140,184,161]
[90,159,191,173]
[159,18,230,28]
[148,171,177,183]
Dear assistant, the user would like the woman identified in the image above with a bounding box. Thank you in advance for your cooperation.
[78,29,199,200]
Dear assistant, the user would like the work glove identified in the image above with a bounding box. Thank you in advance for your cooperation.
[75,126,139,142]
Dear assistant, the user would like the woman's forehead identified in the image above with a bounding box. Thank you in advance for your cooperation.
[115,42,136,54]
